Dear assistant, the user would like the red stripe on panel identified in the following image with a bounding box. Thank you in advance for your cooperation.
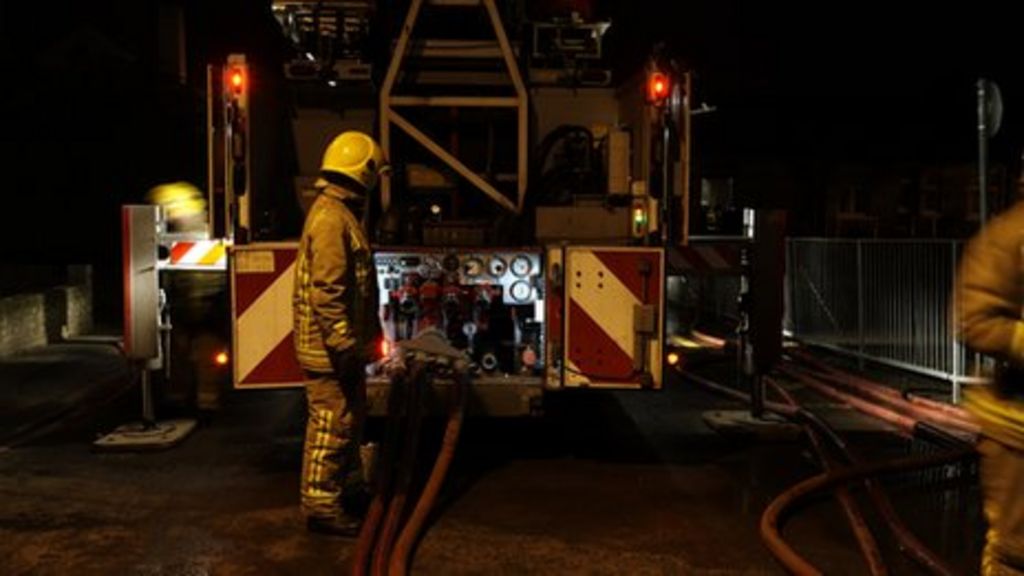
[593,250,661,304]
[241,333,304,385]
[170,242,194,264]
[567,300,634,382]
[235,248,299,316]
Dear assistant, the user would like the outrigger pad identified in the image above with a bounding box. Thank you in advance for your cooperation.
[93,419,197,452]
[701,410,801,442]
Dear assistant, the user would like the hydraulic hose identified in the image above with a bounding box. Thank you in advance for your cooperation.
[388,369,469,576]
[760,447,974,576]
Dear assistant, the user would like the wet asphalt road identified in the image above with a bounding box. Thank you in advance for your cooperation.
[0,349,983,575]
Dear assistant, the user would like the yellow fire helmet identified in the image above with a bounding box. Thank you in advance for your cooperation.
[147,181,206,224]
[315,131,389,194]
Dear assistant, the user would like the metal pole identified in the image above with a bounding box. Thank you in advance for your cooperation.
[141,368,155,427]
[680,72,692,246]
[662,109,673,246]
[951,241,961,404]
[978,79,989,226]
[738,244,764,417]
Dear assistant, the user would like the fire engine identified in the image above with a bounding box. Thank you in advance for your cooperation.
[117,0,769,445]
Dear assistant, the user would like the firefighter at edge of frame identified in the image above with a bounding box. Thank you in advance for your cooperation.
[293,131,389,537]
[957,174,1024,575]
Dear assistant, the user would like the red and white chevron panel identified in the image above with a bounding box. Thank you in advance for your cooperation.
[563,247,664,389]
[668,244,743,275]
[231,243,304,388]
[162,240,228,270]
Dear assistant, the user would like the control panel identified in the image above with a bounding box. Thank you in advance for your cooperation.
[375,249,545,376]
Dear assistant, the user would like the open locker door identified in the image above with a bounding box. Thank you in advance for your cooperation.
[562,246,664,389]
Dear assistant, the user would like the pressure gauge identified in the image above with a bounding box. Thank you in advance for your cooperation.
[510,255,532,277]
[509,281,532,302]
[463,257,484,278]
[488,256,507,278]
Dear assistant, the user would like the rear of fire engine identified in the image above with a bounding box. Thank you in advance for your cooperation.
[125,0,749,418]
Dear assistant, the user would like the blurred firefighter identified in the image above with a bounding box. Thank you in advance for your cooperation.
[293,131,386,536]
[958,194,1024,575]
[147,181,208,234]
[148,182,227,411]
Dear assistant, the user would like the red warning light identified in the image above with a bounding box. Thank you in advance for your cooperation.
[230,69,244,92]
[647,72,670,104]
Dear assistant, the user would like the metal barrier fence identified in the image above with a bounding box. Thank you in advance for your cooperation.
[786,239,981,402]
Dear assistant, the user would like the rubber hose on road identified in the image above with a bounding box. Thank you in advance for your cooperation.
[768,374,967,576]
[767,379,889,576]
[787,349,975,429]
[353,364,421,576]
[760,448,974,576]
[779,360,978,437]
[372,365,427,576]
[388,370,469,576]
[684,367,964,576]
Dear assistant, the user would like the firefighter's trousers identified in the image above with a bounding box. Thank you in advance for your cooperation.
[981,437,1024,575]
[301,370,366,519]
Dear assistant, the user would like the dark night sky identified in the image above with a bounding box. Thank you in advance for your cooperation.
[0,1,1019,261]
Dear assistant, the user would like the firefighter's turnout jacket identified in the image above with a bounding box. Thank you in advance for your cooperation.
[293,184,381,373]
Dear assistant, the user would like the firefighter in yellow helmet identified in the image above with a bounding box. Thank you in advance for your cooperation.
[293,131,386,536]
[147,181,207,233]
[957,196,1024,575]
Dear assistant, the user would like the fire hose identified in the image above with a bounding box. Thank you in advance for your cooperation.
[351,330,471,576]
[372,364,426,576]
[760,446,974,576]
[389,369,468,576]
[776,363,975,446]
[765,377,964,576]
[785,349,977,433]
[768,379,887,576]
[678,366,974,575]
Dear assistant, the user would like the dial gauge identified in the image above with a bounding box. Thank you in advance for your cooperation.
[488,257,507,277]
[510,255,532,277]
[509,281,532,302]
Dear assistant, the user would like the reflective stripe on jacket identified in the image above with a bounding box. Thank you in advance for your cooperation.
[293,185,381,373]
